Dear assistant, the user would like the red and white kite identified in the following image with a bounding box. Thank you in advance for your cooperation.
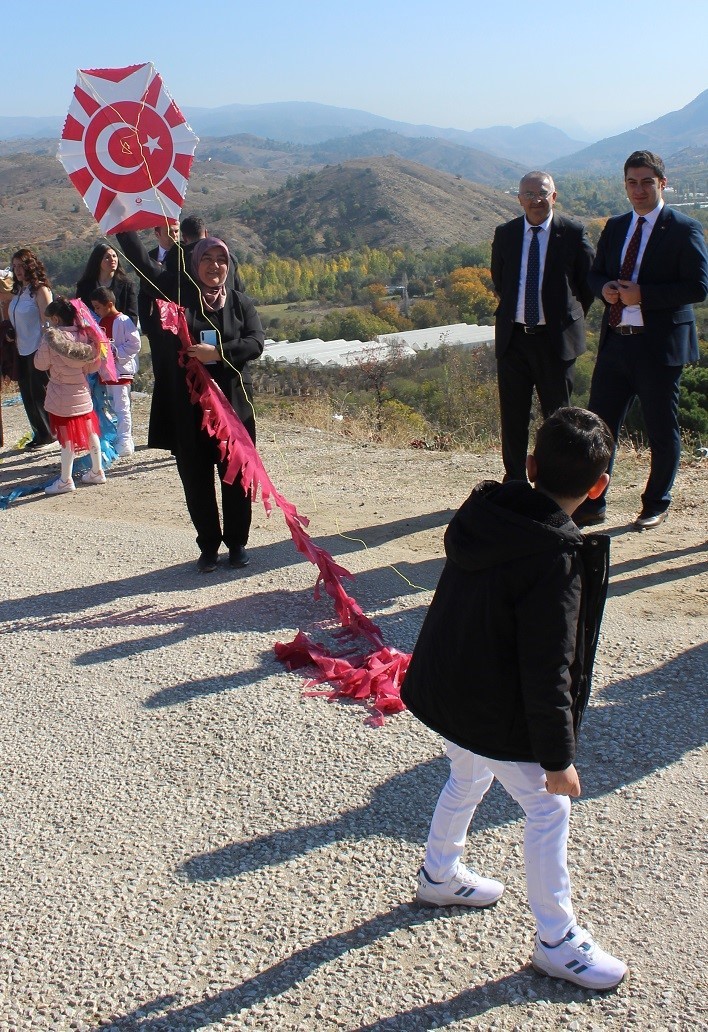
[58,63,198,234]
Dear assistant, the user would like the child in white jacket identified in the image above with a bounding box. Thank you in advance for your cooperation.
[91,286,141,457]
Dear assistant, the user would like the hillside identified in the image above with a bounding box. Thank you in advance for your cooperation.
[550,89,708,173]
[663,145,708,180]
[198,130,525,188]
[237,156,519,255]
[0,150,519,262]
[0,151,283,258]
[306,131,524,186]
[457,121,588,164]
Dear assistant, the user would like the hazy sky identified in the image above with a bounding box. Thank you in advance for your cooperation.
[4,0,707,140]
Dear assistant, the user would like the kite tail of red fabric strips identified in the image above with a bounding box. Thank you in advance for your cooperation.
[156,301,389,659]
[156,300,409,721]
[274,631,410,728]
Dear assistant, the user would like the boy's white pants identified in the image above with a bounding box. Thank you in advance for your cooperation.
[425,740,575,944]
[106,384,133,448]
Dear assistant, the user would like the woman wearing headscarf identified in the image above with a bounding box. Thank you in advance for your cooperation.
[76,243,138,325]
[8,248,54,448]
[115,229,265,572]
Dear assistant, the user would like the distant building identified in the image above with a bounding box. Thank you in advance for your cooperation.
[378,324,495,352]
[262,323,495,367]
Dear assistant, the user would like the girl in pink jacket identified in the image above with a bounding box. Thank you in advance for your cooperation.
[34,298,106,495]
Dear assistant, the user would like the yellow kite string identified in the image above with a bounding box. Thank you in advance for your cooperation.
[334,518,427,592]
[75,68,427,594]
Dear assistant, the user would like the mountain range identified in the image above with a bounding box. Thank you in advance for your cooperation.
[0,102,585,167]
[2,91,707,179]
[2,91,708,263]
[181,102,589,165]
[0,149,518,260]
[196,130,526,188]
[549,90,708,173]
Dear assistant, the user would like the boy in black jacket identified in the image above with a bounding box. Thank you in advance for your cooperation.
[401,407,627,990]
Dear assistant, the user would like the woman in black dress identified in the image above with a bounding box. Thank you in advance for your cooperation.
[116,230,264,572]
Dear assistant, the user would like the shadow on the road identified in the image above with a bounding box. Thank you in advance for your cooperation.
[308,507,452,551]
[1,531,440,679]
[94,646,699,1029]
[608,539,708,597]
[91,903,585,1032]
[611,541,708,573]
[177,642,707,882]
[0,449,176,495]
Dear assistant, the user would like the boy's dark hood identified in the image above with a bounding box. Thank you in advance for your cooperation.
[444,480,583,574]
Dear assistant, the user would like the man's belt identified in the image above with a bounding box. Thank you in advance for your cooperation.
[514,322,548,335]
[610,325,645,335]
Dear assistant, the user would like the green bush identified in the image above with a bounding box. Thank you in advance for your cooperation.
[678,365,708,437]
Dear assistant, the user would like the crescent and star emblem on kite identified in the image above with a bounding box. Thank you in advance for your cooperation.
[58,63,199,234]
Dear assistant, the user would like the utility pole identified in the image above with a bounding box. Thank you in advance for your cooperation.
[401,272,410,317]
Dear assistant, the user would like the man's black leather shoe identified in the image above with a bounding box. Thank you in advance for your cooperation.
[633,510,667,531]
[573,506,606,528]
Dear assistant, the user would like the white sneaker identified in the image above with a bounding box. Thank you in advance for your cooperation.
[117,440,135,457]
[27,438,60,452]
[416,864,504,908]
[81,469,106,485]
[45,477,75,495]
[532,926,628,990]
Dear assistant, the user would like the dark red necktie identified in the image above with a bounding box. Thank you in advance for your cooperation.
[608,216,646,327]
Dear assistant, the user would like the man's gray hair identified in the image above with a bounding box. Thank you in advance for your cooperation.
[519,171,555,192]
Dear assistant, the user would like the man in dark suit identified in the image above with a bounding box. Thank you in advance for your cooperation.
[492,172,595,481]
[137,220,179,332]
[576,151,708,530]
[137,219,180,450]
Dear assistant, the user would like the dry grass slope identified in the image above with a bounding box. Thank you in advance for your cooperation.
[1,151,518,260]
[240,155,519,254]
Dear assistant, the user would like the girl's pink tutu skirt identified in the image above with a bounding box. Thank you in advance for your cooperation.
[49,410,100,451]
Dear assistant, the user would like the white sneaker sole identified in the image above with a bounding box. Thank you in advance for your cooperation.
[45,484,76,495]
[531,955,628,991]
[416,887,504,909]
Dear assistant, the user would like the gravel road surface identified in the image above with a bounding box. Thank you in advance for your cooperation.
[0,395,706,1031]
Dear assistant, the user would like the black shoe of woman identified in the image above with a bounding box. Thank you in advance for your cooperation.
[228,546,249,568]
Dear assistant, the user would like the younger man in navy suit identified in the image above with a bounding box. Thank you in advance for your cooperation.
[576,151,708,530]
